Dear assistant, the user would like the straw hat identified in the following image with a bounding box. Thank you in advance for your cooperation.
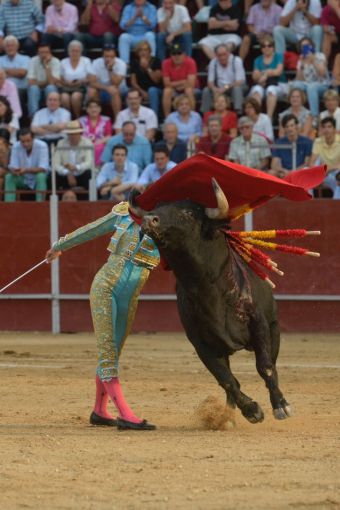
[64,120,83,134]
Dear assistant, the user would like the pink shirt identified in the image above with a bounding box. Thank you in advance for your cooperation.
[45,2,79,33]
[0,79,22,118]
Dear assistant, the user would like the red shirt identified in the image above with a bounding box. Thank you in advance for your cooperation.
[196,134,231,159]
[89,3,121,36]
[203,110,238,135]
[320,5,340,33]
[162,56,199,88]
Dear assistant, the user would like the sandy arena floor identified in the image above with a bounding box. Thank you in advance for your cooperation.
[0,331,339,510]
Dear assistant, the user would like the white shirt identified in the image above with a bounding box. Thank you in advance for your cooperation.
[157,5,191,33]
[60,57,93,82]
[0,113,19,145]
[91,57,127,88]
[208,55,246,87]
[114,106,158,137]
[27,55,61,82]
[320,107,340,131]
[253,113,274,142]
[281,0,322,39]
[31,107,71,140]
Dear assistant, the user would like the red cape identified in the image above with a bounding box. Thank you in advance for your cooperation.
[135,155,326,221]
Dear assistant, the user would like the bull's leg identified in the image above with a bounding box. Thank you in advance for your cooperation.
[251,318,292,420]
[193,340,264,424]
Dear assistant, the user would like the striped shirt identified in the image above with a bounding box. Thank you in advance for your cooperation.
[0,0,43,39]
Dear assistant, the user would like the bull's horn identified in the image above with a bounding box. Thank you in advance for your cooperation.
[205,178,229,219]
[128,189,147,218]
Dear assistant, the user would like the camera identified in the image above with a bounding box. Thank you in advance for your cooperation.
[301,44,315,57]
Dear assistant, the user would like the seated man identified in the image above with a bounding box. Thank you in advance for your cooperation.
[136,145,176,187]
[196,115,231,159]
[27,44,61,117]
[321,0,340,58]
[270,114,313,178]
[228,116,271,170]
[309,116,340,199]
[88,44,127,120]
[201,44,246,115]
[239,0,282,60]
[53,120,94,196]
[198,0,243,60]
[0,35,30,108]
[114,88,158,142]
[42,0,78,51]
[162,43,199,117]
[77,0,121,50]
[31,91,71,146]
[118,0,157,64]
[156,0,192,61]
[4,128,49,202]
[0,0,44,56]
[101,120,152,173]
[96,143,139,201]
[162,122,187,163]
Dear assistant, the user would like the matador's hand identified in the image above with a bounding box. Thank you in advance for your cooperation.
[46,248,62,263]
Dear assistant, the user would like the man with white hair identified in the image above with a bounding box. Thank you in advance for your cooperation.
[42,0,78,51]
[0,35,30,107]
[0,68,22,118]
[228,116,271,170]
[31,91,71,146]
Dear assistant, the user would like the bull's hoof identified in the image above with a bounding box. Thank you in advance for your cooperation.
[241,401,264,424]
[273,404,292,420]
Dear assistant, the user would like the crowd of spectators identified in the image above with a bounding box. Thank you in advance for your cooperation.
[0,0,339,203]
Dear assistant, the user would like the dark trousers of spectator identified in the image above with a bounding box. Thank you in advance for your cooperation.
[18,37,37,57]
[75,32,116,53]
[50,169,91,200]
[41,33,74,52]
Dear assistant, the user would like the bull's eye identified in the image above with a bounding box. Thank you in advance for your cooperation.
[183,210,195,219]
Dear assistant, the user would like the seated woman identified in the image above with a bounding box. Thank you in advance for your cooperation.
[290,37,331,124]
[249,35,289,120]
[165,93,202,144]
[130,41,162,117]
[0,127,10,200]
[0,95,19,145]
[59,40,94,118]
[333,53,340,94]
[79,99,112,168]
[202,93,237,138]
[278,88,313,138]
[244,97,274,142]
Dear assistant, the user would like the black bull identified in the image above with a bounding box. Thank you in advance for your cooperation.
[131,180,292,424]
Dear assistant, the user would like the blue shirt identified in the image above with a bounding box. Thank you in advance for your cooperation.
[165,111,202,143]
[101,133,153,172]
[9,138,49,189]
[120,1,157,35]
[0,53,30,88]
[0,0,44,39]
[271,136,313,170]
[254,52,286,82]
[96,160,139,189]
[137,161,177,185]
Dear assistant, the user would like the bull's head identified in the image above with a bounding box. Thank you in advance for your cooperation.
[129,179,229,250]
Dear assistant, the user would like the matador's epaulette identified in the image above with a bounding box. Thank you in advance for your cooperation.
[112,201,130,216]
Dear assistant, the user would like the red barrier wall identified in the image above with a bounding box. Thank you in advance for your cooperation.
[0,200,339,332]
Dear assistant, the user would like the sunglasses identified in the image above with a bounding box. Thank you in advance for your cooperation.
[261,43,274,48]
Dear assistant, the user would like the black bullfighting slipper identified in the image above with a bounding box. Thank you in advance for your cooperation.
[89,411,117,427]
[116,418,156,431]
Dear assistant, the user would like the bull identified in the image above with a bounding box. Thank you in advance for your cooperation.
[130,179,292,424]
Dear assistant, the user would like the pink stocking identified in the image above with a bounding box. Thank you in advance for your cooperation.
[94,375,115,420]
[103,377,142,423]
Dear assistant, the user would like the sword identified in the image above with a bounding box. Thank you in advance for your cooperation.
[0,259,48,294]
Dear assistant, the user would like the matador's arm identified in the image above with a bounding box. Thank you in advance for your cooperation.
[53,211,117,253]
